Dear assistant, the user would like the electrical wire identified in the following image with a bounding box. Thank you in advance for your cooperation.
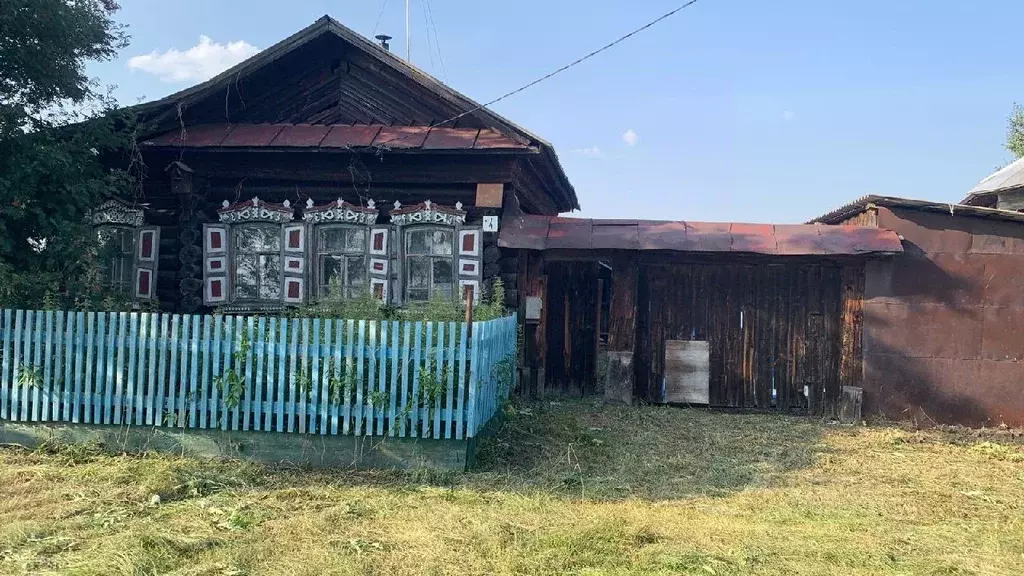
[419,0,438,77]
[375,0,704,146]
[372,0,390,37]
[423,0,449,82]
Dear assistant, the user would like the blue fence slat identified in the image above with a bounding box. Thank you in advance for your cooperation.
[262,317,275,432]
[375,320,386,436]
[388,320,399,437]
[419,322,431,438]
[146,314,158,426]
[52,311,65,422]
[187,315,200,429]
[456,323,468,440]
[220,316,234,431]
[432,322,445,440]
[311,318,322,435]
[320,319,331,435]
[399,322,412,437]
[209,315,222,429]
[20,310,34,422]
[0,310,11,420]
[106,312,121,425]
[331,320,343,435]
[178,315,192,427]
[297,318,308,434]
[343,320,355,435]
[124,313,138,425]
[355,320,366,436]
[276,318,288,433]
[198,315,211,429]
[133,314,146,426]
[76,312,90,423]
[467,320,482,437]
[444,321,456,440]
[165,315,180,427]
[60,312,72,422]
[30,311,42,422]
[287,318,299,434]
[41,311,54,422]
[253,316,266,432]
[10,311,23,421]
[155,315,169,427]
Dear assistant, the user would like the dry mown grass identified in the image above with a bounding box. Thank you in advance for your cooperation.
[1,400,1023,575]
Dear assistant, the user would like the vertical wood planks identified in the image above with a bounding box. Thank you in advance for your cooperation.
[77,312,90,423]
[399,322,412,437]
[320,319,332,435]
[298,318,309,434]
[30,310,42,422]
[52,311,65,421]
[155,314,169,426]
[177,316,191,426]
[60,312,73,421]
[432,323,444,439]
[411,322,423,439]
[210,315,222,429]
[264,317,276,432]
[254,316,266,432]
[467,319,481,437]
[219,315,234,431]
[125,313,139,425]
[275,318,288,433]
[331,320,343,435]
[20,310,33,421]
[343,320,355,436]
[10,310,23,421]
[355,320,366,436]
[0,310,10,420]
[388,320,399,437]
[311,318,321,434]
[41,311,54,421]
[287,318,298,434]
[242,317,255,431]
[444,322,456,439]
[198,315,211,428]
[188,315,200,428]
[110,312,125,424]
[167,315,180,427]
[374,321,385,436]
[134,314,147,425]
[455,322,468,440]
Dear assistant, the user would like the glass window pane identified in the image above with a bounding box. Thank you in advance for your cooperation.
[259,227,281,251]
[431,230,453,255]
[235,255,258,299]
[407,258,429,288]
[117,255,132,287]
[235,227,259,253]
[432,258,452,284]
[406,230,430,255]
[321,255,342,287]
[259,255,281,299]
[346,256,366,286]
[319,229,345,252]
[345,229,366,253]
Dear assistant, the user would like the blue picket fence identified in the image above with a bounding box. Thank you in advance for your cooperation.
[0,310,517,440]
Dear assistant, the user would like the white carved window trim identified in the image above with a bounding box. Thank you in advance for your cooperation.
[390,200,467,305]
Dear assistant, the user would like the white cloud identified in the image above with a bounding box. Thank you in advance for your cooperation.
[622,129,639,147]
[782,110,796,121]
[127,35,260,83]
[573,146,605,158]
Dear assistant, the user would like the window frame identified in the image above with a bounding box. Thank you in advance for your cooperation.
[230,222,284,303]
[95,224,136,294]
[314,224,369,299]
[402,225,457,304]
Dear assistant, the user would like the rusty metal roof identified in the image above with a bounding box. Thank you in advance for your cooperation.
[141,123,530,151]
[810,195,1024,225]
[498,215,904,256]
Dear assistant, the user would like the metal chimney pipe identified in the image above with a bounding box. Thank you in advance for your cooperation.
[375,34,392,51]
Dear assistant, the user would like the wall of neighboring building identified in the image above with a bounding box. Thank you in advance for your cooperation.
[861,206,1024,426]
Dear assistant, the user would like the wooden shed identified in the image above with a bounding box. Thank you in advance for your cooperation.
[500,207,904,415]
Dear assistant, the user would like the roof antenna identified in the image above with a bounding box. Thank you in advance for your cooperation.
[375,34,392,51]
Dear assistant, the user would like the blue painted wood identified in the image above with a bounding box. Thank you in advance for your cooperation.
[297,318,309,434]
[146,315,157,426]
[110,313,126,425]
[287,318,299,434]
[177,315,191,427]
[94,313,107,424]
[187,315,200,428]
[444,321,456,440]
[311,318,322,435]
[220,316,234,431]
[209,315,222,429]
[41,311,54,422]
[343,320,355,435]
[455,323,468,440]
[467,320,482,437]
[125,313,139,425]
[263,317,276,432]
[432,322,445,440]
[388,321,399,437]
[198,315,211,429]
[399,322,412,437]
[166,315,180,427]
[61,312,73,422]
[29,311,42,422]
[53,311,66,421]
[228,317,240,431]
[241,317,255,432]
[155,314,169,427]
[320,319,331,435]
[367,321,379,436]
[1,310,11,421]
[76,312,89,424]
[10,310,23,421]
[331,320,343,435]
[134,314,147,426]
[254,316,266,432]
[375,320,386,436]
[276,318,288,433]
[21,310,34,422]
[420,322,432,437]
[355,320,366,436]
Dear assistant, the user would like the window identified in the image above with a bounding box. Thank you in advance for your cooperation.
[97,226,135,293]
[233,224,282,300]
[317,226,367,298]
[405,228,454,302]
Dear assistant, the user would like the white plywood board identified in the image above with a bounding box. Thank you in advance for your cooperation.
[663,340,710,405]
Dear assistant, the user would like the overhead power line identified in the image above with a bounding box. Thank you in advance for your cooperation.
[372,0,390,36]
[375,0,704,147]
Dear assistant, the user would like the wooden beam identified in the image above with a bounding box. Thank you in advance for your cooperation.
[605,256,638,404]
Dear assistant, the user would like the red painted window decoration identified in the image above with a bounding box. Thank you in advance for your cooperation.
[210,259,223,271]
[287,258,302,270]
[372,260,386,272]
[210,279,223,299]
[462,233,475,254]
[373,282,385,299]
[288,280,301,299]
[461,261,477,274]
[372,231,385,252]
[462,283,475,303]
[140,230,155,260]
[136,269,151,298]
[288,228,302,249]
[210,230,223,250]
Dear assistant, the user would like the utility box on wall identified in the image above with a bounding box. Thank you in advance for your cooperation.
[662,340,710,404]
[525,296,543,323]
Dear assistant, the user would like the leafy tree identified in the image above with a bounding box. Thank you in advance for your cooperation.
[1006,103,1024,159]
[0,0,139,309]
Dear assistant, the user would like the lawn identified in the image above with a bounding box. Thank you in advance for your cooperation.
[1,400,1023,575]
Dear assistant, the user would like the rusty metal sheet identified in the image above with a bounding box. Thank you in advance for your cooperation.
[774,225,827,255]
[219,123,285,147]
[422,127,479,150]
[639,221,688,251]
[979,254,1024,307]
[497,213,549,250]
[372,126,430,149]
[145,124,234,147]
[547,218,592,250]
[968,218,1024,254]
[841,226,905,253]
[321,125,382,148]
[729,223,776,254]
[474,129,526,149]
[862,301,982,359]
[880,207,972,254]
[592,222,639,250]
[887,253,984,307]
[684,222,732,252]
[269,124,331,147]
[981,306,1024,361]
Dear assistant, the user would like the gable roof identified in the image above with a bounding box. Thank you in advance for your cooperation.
[132,15,578,211]
[961,157,1024,206]
[810,195,1024,225]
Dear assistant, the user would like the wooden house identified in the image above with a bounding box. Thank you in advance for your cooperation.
[101,16,575,314]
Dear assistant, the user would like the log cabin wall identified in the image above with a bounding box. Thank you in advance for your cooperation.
[634,259,862,415]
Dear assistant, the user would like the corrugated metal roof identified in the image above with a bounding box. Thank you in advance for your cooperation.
[142,123,529,151]
[963,157,1024,203]
[809,195,1024,225]
[498,215,903,256]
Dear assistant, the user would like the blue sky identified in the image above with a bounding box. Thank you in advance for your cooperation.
[90,0,1024,222]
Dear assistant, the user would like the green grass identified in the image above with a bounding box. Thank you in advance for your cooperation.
[2,399,1023,575]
